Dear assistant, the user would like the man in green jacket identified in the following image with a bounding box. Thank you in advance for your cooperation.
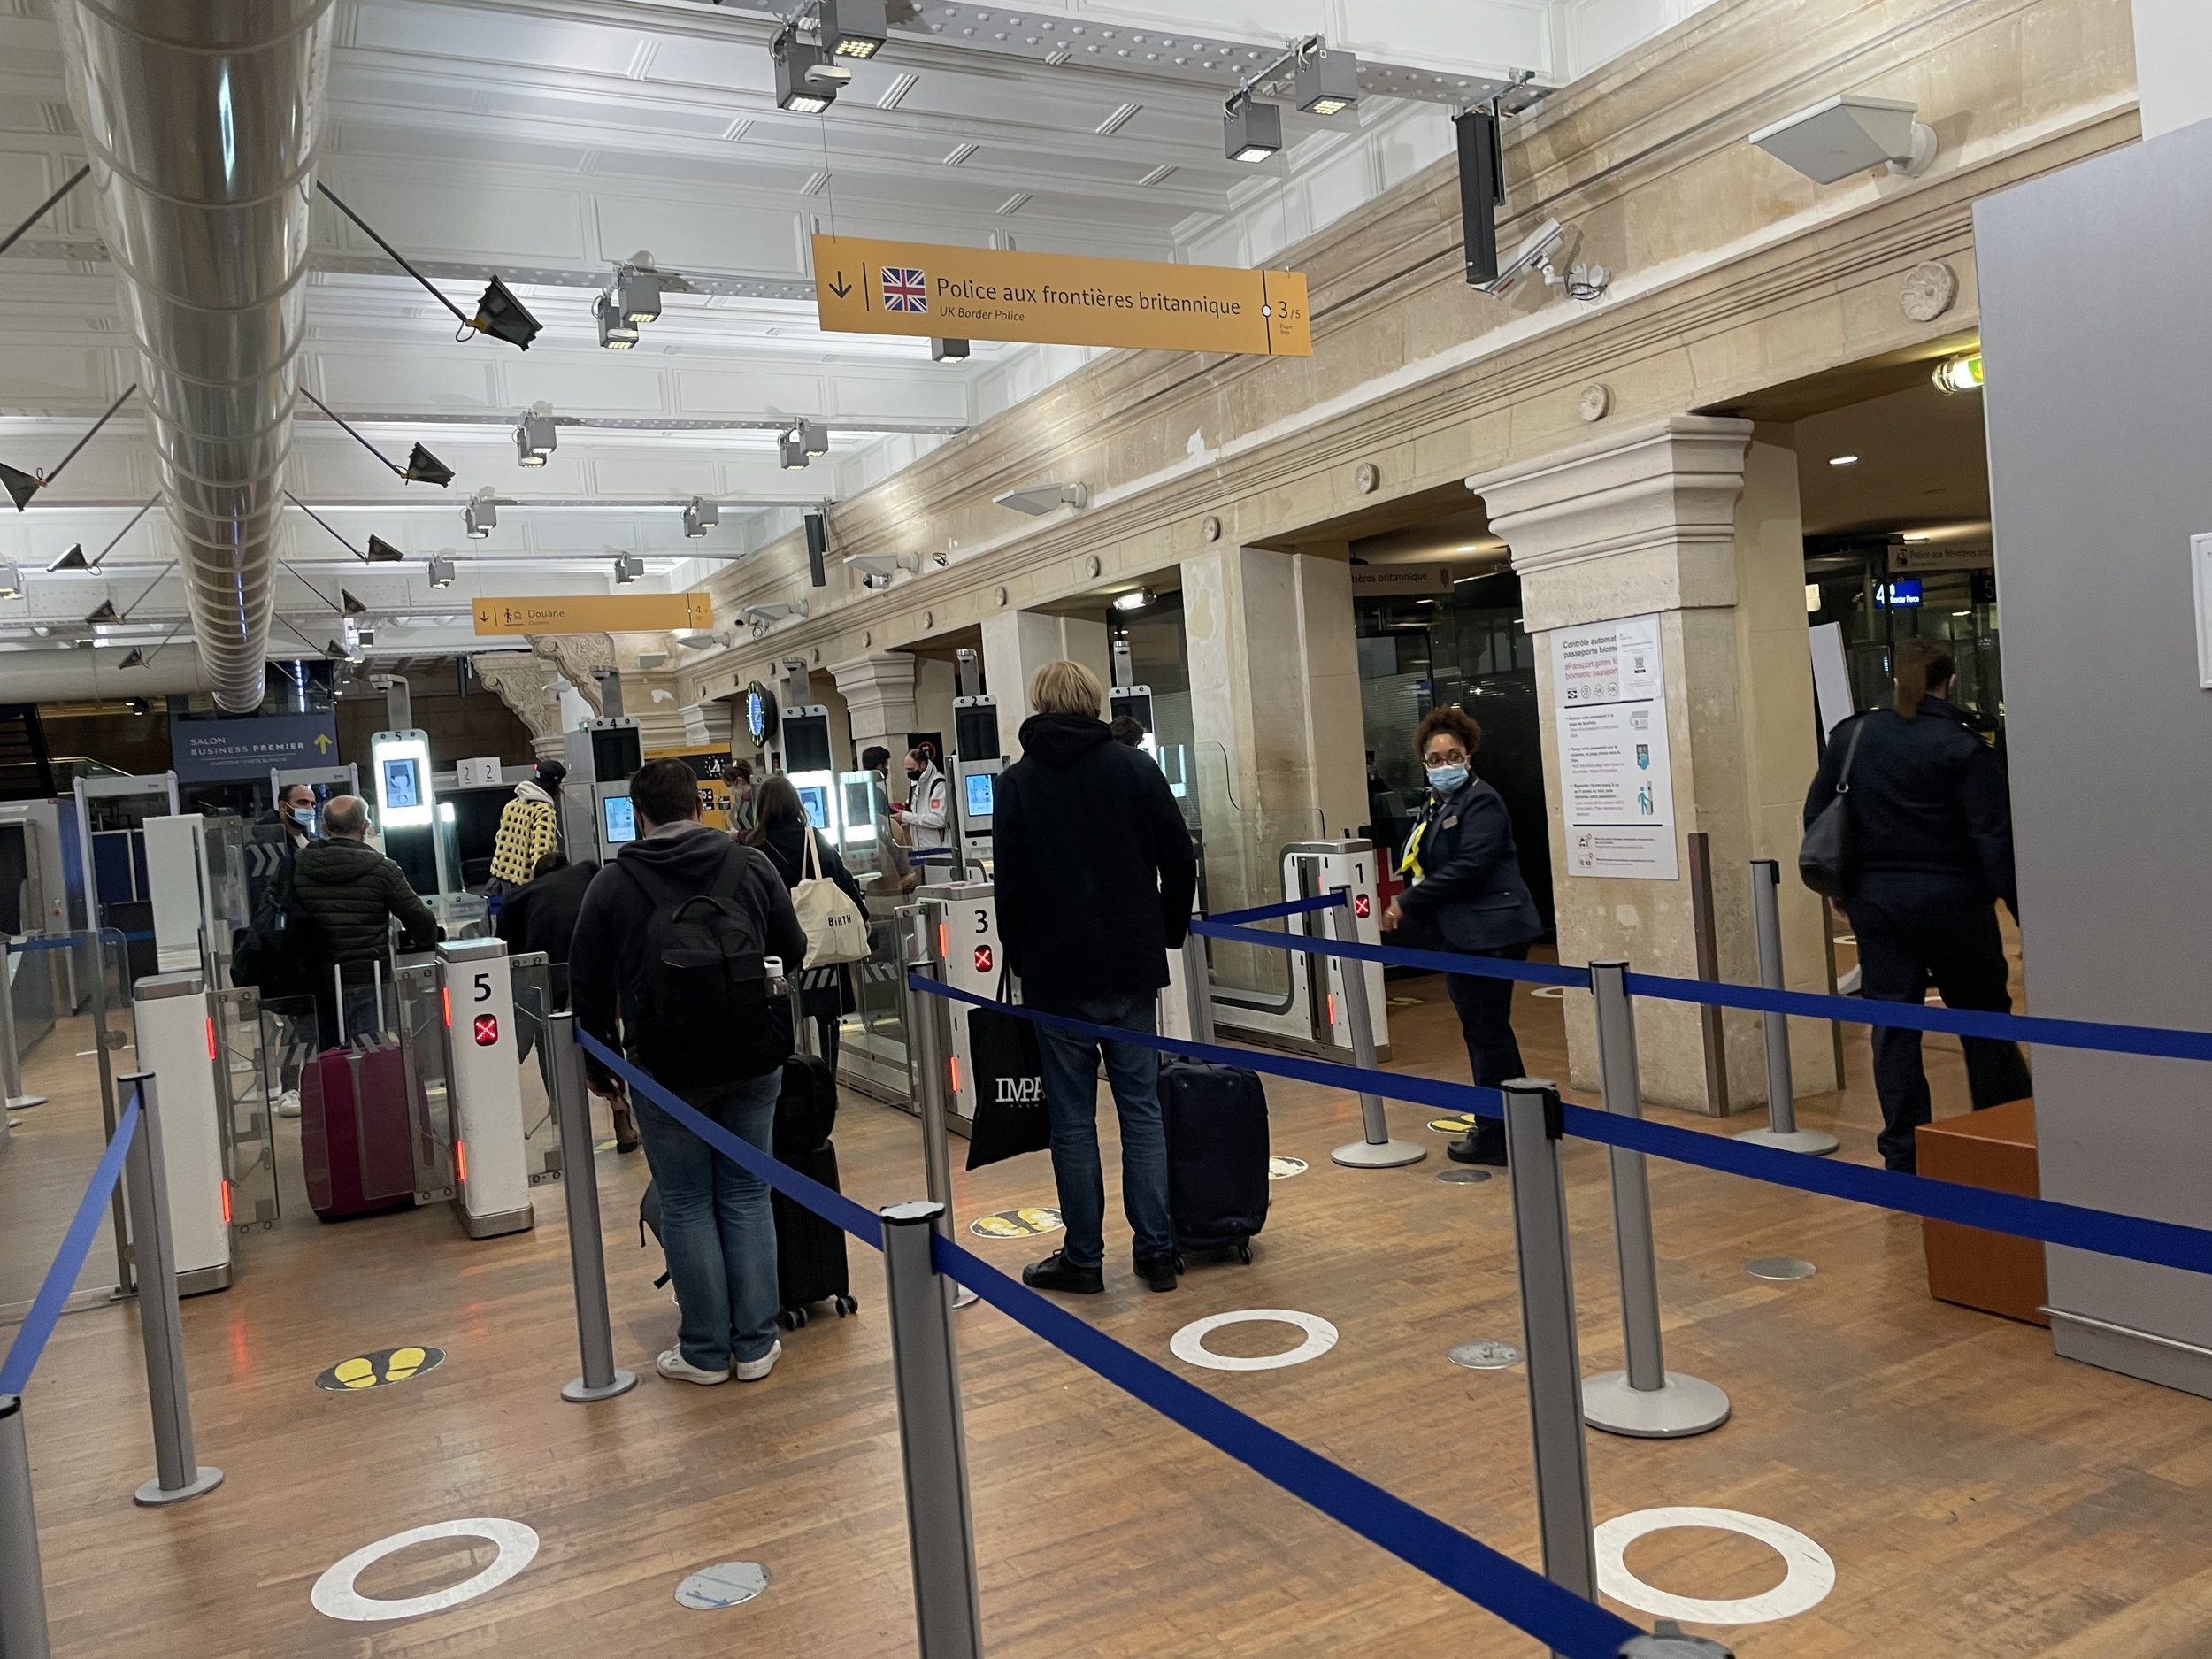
[290,795,438,1048]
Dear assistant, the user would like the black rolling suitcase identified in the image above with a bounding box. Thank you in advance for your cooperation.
[1160,1057,1270,1263]
[773,1140,856,1326]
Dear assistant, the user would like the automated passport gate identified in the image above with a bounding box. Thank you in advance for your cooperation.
[392,939,549,1238]
[1210,840,1389,1061]
[913,880,1001,1135]
[128,972,233,1294]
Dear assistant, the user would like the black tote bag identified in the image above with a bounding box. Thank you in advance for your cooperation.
[1798,718,1865,899]
[964,973,1050,1170]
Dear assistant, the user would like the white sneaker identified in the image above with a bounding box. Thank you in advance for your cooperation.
[733,1340,782,1383]
[275,1089,301,1120]
[657,1346,730,1386]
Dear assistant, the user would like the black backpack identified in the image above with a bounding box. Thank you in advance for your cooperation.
[617,848,788,1087]
[231,841,322,1000]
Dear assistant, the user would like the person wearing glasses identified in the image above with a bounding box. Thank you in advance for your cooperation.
[1380,706,1542,1165]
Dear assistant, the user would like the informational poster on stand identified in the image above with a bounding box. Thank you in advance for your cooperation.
[1552,612,1678,880]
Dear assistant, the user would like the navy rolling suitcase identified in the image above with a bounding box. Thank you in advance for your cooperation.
[772,1140,856,1326]
[1160,1057,1270,1262]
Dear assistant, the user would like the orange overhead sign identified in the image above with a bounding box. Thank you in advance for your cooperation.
[470,593,713,635]
[810,234,1311,357]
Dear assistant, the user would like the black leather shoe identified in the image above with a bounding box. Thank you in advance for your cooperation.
[1447,1127,1508,1166]
[1133,1251,1182,1293]
[1022,1250,1104,1294]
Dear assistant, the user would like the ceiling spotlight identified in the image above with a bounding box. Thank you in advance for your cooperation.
[84,598,120,626]
[775,29,841,112]
[683,498,718,539]
[1295,47,1359,117]
[404,442,455,487]
[779,429,810,470]
[932,337,971,362]
[595,292,639,350]
[1225,94,1282,164]
[1112,588,1156,613]
[426,555,456,588]
[613,553,644,585]
[802,422,830,456]
[472,275,542,349]
[1748,94,1938,185]
[464,487,497,539]
[1828,454,1860,467]
[47,543,89,572]
[367,535,403,562]
[822,0,887,59]
[1932,351,1984,395]
[995,482,1089,516]
[515,408,557,467]
[0,565,19,599]
[615,264,662,325]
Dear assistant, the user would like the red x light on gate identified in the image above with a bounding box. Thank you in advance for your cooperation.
[472,1014,500,1047]
[1352,893,1372,919]
[972,945,994,976]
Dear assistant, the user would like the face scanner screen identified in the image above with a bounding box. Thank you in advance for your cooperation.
[964,771,995,819]
[380,757,421,810]
[601,795,637,844]
[798,784,831,831]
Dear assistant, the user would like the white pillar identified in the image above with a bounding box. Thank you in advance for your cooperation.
[1472,415,1838,1113]
[978,610,1111,754]
[2134,0,2212,141]
[827,652,918,760]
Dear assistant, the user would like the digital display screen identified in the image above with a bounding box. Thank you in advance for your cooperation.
[841,777,876,844]
[1877,578,1924,608]
[797,785,831,831]
[964,771,995,819]
[380,757,421,810]
[602,795,637,844]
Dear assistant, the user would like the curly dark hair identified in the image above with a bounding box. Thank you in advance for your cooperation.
[1413,705,1482,758]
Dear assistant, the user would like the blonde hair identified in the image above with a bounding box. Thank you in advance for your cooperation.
[1029,658,1103,718]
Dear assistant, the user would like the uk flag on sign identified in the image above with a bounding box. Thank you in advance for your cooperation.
[881,266,928,312]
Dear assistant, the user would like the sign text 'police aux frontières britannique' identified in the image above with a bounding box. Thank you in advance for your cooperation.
[810,234,1311,357]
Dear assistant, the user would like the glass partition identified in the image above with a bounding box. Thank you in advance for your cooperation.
[214,984,281,1233]
[507,950,564,1181]
[1187,741,1322,1003]
[838,887,915,1106]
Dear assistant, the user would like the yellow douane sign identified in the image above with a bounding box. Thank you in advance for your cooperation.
[471,593,713,635]
[810,234,1311,357]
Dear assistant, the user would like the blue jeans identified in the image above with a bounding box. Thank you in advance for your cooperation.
[634,1070,781,1369]
[1033,992,1173,1266]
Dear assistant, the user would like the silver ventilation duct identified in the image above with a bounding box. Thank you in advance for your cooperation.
[56,0,336,712]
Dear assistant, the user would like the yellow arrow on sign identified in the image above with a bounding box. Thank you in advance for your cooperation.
[810,234,1311,357]
[312,733,333,754]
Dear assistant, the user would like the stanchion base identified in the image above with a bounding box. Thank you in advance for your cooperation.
[561,1369,639,1403]
[134,1466,223,1506]
[953,1285,979,1310]
[1731,1125,1839,1156]
[6,1094,45,1110]
[1582,1371,1732,1439]
[1332,1139,1426,1169]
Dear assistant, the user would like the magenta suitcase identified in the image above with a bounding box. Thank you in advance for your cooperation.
[300,1041,417,1219]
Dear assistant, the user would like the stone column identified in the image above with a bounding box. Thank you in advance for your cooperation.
[827,651,918,761]
[978,609,1111,754]
[469,651,572,763]
[1471,415,1838,1113]
[1177,542,1366,931]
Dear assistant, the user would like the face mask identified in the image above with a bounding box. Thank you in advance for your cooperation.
[907,766,923,781]
[1425,764,1469,794]
[290,807,315,829]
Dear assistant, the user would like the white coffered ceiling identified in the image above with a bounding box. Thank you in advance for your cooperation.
[0,0,1714,673]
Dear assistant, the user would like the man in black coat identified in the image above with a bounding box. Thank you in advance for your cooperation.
[994,659,1197,1296]
[289,795,438,1047]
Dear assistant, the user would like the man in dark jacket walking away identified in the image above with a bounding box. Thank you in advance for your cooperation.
[496,850,634,1150]
[289,795,438,1048]
[570,759,809,1386]
[994,659,1198,1295]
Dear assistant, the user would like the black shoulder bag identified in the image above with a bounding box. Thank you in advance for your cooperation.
[1798,719,1866,900]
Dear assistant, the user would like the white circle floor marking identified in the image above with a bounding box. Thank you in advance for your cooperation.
[1169,1310,1338,1372]
[311,1518,540,1623]
[1594,1506,1835,1626]
[676,1560,771,1610]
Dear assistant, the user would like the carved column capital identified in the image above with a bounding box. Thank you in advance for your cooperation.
[470,650,570,761]
[528,634,616,716]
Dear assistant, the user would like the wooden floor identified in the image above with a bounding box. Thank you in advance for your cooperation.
[4,943,2211,1659]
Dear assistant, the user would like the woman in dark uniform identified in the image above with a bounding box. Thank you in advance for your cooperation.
[1804,639,2029,1171]
[1381,706,1543,1165]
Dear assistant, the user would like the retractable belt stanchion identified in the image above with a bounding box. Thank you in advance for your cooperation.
[550,1011,638,1403]
[0,941,46,1110]
[902,903,975,1310]
[0,1392,51,1659]
[1501,1079,1597,1639]
[879,1201,985,1659]
[1732,861,1839,1156]
[1579,963,1730,1438]
[1325,891,1424,1170]
[117,1073,222,1506]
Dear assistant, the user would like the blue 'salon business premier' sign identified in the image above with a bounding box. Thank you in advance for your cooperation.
[172,712,340,784]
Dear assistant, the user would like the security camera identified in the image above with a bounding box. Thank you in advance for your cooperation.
[861,571,894,592]
[933,553,951,568]
[805,59,853,89]
[1471,218,1565,296]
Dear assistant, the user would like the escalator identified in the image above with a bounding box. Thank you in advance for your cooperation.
[0,706,56,801]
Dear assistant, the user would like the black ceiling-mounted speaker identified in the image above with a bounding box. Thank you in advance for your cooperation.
[804,511,829,588]
[473,276,541,349]
[365,535,403,562]
[404,443,455,488]
[0,462,38,512]
[1455,108,1504,288]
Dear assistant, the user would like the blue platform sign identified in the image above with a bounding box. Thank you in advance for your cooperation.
[172,712,341,784]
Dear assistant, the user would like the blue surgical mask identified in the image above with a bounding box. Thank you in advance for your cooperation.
[1425,764,1469,795]
[290,808,315,829]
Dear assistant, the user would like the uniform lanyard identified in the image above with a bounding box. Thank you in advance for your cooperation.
[1399,806,1439,881]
